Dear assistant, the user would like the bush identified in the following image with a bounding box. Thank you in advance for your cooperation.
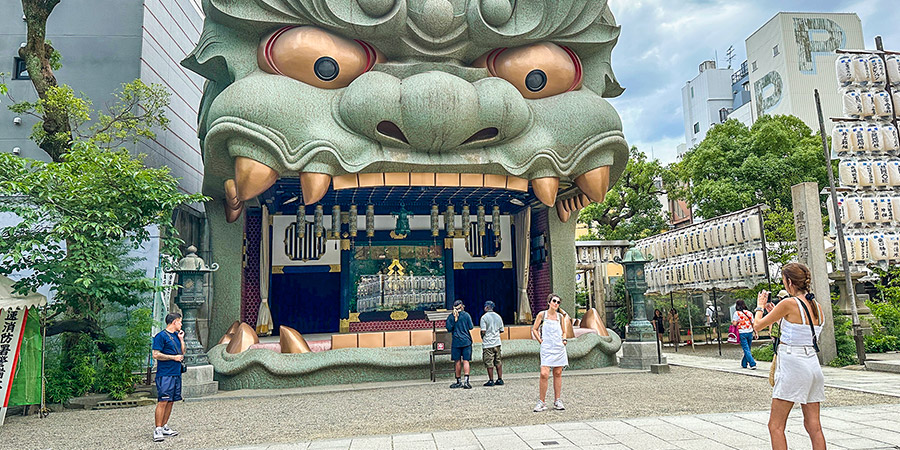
[751,343,775,362]
[45,307,153,403]
[830,303,858,367]
[865,332,900,353]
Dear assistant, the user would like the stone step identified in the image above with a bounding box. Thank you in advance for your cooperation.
[865,359,900,374]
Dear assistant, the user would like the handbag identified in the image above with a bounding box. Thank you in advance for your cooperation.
[727,324,738,344]
[768,336,779,387]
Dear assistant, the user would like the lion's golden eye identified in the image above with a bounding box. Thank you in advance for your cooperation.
[257,26,384,89]
[473,43,582,99]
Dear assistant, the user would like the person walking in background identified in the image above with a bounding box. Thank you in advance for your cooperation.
[480,300,504,386]
[531,293,569,412]
[732,300,757,370]
[667,308,680,347]
[652,309,665,344]
[446,299,474,389]
[151,313,185,442]
[753,263,826,450]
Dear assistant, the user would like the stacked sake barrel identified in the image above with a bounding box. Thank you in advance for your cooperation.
[832,51,900,268]
[634,209,767,295]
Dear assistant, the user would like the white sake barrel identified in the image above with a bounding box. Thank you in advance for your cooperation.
[850,124,868,153]
[862,196,881,223]
[886,233,900,261]
[869,232,889,261]
[887,56,900,85]
[827,195,848,225]
[878,195,895,224]
[888,159,900,186]
[860,90,877,118]
[846,195,865,224]
[858,159,875,187]
[747,213,762,240]
[895,92,900,118]
[852,54,872,84]
[842,88,864,117]
[739,216,750,242]
[836,55,854,85]
[724,221,736,246]
[867,123,884,153]
[883,124,900,151]
[843,236,857,263]
[874,90,894,118]
[754,250,766,276]
[832,122,853,153]
[874,160,890,187]
[839,160,859,187]
[893,195,900,222]
[869,55,887,85]
[855,234,870,262]
[711,224,722,248]
[726,256,737,280]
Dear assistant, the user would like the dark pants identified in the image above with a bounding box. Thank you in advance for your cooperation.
[739,332,756,368]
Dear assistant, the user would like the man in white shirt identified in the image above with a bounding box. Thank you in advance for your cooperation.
[480,301,504,387]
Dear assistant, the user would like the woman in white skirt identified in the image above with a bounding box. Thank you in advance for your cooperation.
[753,263,826,450]
[531,293,569,412]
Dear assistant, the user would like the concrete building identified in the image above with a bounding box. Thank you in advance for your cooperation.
[681,60,734,149]
[743,12,865,131]
[0,1,205,323]
[729,60,753,126]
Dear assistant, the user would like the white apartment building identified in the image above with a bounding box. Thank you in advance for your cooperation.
[681,60,734,151]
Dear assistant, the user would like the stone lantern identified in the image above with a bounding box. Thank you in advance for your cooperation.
[615,247,667,370]
[167,245,218,366]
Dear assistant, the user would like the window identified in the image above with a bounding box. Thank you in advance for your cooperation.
[13,57,28,80]
[773,45,779,57]
[751,61,758,72]
[693,122,700,134]
[690,86,694,98]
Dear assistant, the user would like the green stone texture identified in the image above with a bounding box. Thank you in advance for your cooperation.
[209,331,621,390]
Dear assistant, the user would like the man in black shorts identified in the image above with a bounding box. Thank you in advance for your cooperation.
[151,313,185,442]
[446,300,474,389]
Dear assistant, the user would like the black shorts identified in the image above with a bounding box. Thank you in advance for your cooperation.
[451,345,472,361]
[156,375,182,402]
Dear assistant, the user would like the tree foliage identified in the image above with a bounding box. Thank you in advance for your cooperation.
[577,147,670,241]
[671,116,830,219]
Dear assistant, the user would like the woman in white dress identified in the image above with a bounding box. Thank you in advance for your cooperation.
[531,293,569,412]
[753,263,826,450]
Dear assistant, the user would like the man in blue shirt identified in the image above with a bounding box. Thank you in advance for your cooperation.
[151,313,185,442]
[446,299,474,389]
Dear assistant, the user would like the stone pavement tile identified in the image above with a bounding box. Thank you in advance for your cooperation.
[348,436,391,450]
[510,424,564,441]
[729,412,768,423]
[556,429,619,446]
[672,438,736,450]
[622,417,668,427]
[818,416,865,432]
[393,442,437,450]
[550,421,596,431]
[267,444,310,450]
[433,430,480,449]
[586,420,643,435]
[844,425,900,444]
[476,434,530,450]
[307,438,352,449]
[522,437,575,449]
[640,424,703,441]
[577,445,630,450]
[782,432,815,450]
[829,437,899,449]
[392,433,434,443]
[659,416,733,432]
[613,433,681,450]
[471,427,515,437]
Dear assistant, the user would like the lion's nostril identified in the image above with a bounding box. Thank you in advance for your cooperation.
[376,121,409,144]
[462,127,499,145]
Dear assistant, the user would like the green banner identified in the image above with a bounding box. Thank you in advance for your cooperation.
[9,308,42,406]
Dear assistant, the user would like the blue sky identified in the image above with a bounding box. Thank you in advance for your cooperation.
[605,0,900,164]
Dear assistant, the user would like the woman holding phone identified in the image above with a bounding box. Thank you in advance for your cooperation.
[531,293,569,412]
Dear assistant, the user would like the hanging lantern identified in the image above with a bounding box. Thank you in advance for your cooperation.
[477,205,486,236]
[331,205,341,238]
[296,205,306,239]
[348,204,358,237]
[314,205,324,238]
[444,205,455,236]
[431,205,440,237]
[461,205,470,237]
[366,204,375,237]
[492,205,501,238]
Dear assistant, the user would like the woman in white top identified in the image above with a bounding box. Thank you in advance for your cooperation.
[753,263,826,450]
[531,293,569,412]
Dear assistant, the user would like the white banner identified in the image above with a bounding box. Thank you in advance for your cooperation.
[0,308,29,427]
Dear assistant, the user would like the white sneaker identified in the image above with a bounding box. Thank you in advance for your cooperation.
[153,428,164,442]
[162,425,179,436]
[533,401,547,412]
[554,399,566,410]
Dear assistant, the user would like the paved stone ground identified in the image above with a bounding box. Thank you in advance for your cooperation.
[220,403,900,450]
[2,364,897,450]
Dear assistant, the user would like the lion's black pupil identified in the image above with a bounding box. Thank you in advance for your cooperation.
[314,57,339,81]
[525,69,547,92]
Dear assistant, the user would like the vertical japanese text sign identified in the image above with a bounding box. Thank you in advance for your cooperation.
[0,308,29,427]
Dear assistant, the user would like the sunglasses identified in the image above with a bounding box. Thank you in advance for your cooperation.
[550,299,561,304]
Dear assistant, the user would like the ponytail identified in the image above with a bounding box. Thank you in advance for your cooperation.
[805,292,819,321]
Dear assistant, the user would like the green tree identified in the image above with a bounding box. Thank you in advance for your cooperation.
[671,116,829,219]
[577,147,670,241]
